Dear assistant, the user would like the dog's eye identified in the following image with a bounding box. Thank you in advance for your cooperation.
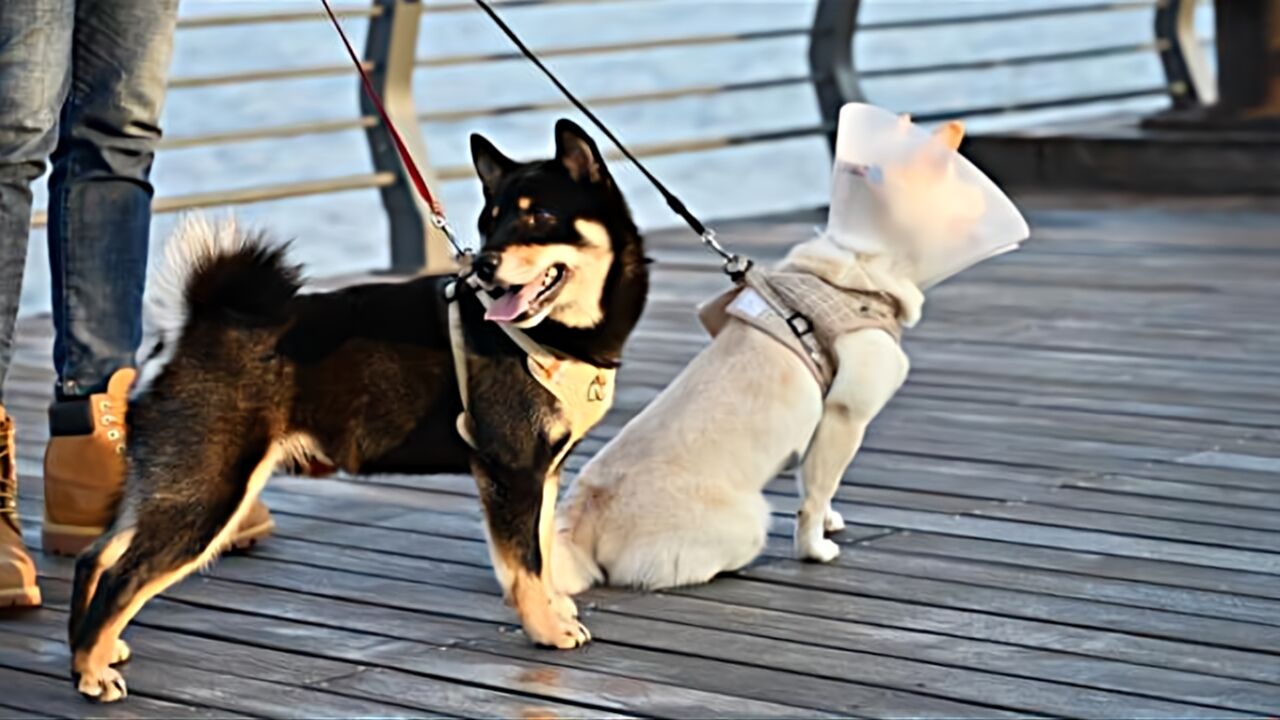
[525,208,557,227]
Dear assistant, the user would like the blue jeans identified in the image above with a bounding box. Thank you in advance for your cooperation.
[0,0,178,403]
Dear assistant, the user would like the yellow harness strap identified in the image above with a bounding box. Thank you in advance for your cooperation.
[447,282,615,451]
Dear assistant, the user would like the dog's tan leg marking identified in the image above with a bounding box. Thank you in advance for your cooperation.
[77,528,136,621]
[75,565,191,702]
[485,460,588,649]
[75,446,282,703]
[795,331,907,562]
[539,470,582,630]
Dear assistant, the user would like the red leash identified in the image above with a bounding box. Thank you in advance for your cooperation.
[320,0,464,256]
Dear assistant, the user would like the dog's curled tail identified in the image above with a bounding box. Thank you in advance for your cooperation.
[147,214,301,337]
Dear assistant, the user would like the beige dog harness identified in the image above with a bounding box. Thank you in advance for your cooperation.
[699,266,902,392]
[446,281,615,450]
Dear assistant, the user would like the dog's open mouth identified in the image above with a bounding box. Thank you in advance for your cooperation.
[484,263,569,323]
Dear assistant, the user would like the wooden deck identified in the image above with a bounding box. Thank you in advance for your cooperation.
[3,193,1280,718]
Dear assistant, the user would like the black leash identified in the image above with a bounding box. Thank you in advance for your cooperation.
[472,0,749,276]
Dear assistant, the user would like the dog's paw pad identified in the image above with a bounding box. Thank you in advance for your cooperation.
[78,666,127,703]
[111,639,132,666]
[799,537,841,563]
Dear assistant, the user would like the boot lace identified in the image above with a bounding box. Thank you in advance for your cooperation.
[98,399,127,456]
[0,424,15,518]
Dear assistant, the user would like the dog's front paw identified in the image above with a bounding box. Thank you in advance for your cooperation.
[797,537,841,563]
[523,594,591,649]
[823,508,846,534]
[526,614,592,649]
[76,665,127,703]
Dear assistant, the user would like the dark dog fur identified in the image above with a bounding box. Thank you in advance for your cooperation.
[67,119,647,702]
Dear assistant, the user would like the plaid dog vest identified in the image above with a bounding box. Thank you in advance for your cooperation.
[699,266,903,392]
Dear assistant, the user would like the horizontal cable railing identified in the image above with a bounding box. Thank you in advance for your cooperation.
[30,0,1209,272]
[173,0,636,28]
[856,0,1157,31]
[159,74,814,151]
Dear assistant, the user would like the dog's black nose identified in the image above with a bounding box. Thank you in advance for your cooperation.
[474,252,499,283]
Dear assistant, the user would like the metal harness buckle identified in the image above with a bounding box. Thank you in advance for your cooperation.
[786,312,814,338]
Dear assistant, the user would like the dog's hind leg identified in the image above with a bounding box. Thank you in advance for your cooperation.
[795,331,908,563]
[69,522,138,670]
[68,442,283,703]
[474,457,589,649]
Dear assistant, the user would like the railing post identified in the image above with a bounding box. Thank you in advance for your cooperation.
[364,0,455,273]
[808,0,863,153]
[1153,0,1216,110]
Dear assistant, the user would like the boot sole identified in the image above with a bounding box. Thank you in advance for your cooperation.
[42,521,105,557]
[44,518,276,557]
[0,586,42,609]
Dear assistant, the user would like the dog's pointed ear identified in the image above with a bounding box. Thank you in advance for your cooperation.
[933,120,965,151]
[555,118,607,184]
[471,133,516,196]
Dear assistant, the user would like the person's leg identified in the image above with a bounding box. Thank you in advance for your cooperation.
[42,0,178,556]
[42,0,274,556]
[46,0,178,397]
[0,0,73,608]
[0,0,72,399]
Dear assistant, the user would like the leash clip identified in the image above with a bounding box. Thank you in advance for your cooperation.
[703,229,752,280]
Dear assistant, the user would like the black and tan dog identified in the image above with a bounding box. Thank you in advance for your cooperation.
[67,119,648,702]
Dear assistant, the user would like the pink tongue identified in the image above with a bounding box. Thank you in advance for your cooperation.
[484,282,544,322]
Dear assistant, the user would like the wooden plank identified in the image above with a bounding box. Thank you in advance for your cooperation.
[22,579,764,720]
[0,630,421,719]
[73,576,986,719]
[20,551,909,718]
[6,605,364,688]
[816,500,1280,575]
[598,591,1280,714]
[0,665,237,719]
[867,532,1280,601]
[668,576,1280,685]
[740,554,1280,654]
[32,520,1259,717]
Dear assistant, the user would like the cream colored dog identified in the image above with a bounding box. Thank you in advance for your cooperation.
[552,119,983,592]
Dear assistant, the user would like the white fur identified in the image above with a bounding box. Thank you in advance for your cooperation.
[133,215,254,397]
[554,233,915,592]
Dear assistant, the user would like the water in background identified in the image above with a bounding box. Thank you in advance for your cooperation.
[17,0,1214,316]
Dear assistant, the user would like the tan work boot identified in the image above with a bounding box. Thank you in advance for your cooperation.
[43,368,274,556]
[0,405,41,608]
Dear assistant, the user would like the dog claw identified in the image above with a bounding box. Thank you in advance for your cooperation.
[78,666,127,703]
[554,620,591,649]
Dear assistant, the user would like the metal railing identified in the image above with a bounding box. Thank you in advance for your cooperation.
[30,0,1213,274]
[1153,0,1217,109]
[809,0,1212,145]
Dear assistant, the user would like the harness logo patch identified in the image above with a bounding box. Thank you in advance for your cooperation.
[587,373,608,402]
